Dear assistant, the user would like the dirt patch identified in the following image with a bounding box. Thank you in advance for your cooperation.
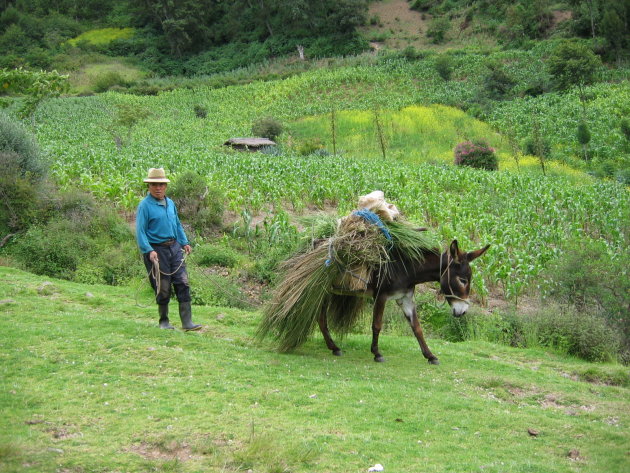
[42,423,82,441]
[362,0,429,49]
[552,10,572,26]
[540,393,564,409]
[539,393,596,415]
[127,441,201,462]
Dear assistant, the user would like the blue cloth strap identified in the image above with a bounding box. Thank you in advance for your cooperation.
[352,209,392,241]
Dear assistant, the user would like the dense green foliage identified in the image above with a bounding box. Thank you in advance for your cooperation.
[0,0,369,74]
[0,112,48,234]
[410,0,630,58]
[0,68,69,117]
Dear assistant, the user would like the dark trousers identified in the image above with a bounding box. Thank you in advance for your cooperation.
[143,241,191,305]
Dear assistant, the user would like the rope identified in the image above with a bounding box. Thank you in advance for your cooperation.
[149,251,187,303]
[135,251,255,309]
[352,209,392,241]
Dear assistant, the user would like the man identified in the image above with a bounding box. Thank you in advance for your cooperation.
[136,168,202,331]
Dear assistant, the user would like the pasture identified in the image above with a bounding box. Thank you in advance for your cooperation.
[1,267,628,473]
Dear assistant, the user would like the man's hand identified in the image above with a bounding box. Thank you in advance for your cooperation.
[149,251,159,264]
[183,244,192,255]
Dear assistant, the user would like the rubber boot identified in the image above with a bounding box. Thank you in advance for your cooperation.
[158,304,174,330]
[179,301,202,331]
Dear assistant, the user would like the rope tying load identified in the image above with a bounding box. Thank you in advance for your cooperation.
[352,209,392,241]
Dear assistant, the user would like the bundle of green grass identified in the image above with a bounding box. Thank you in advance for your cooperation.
[257,194,436,352]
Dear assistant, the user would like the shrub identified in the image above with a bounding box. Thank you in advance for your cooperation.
[187,267,251,309]
[0,112,47,178]
[525,307,621,363]
[441,306,621,363]
[169,171,225,233]
[541,239,629,361]
[12,219,89,279]
[193,104,207,118]
[252,116,283,141]
[410,0,435,12]
[0,115,49,233]
[93,70,128,93]
[249,245,293,284]
[73,241,143,286]
[576,121,591,160]
[0,152,39,233]
[547,40,602,93]
[439,309,515,345]
[401,46,421,60]
[297,138,324,156]
[426,17,450,44]
[454,140,498,170]
[480,62,516,100]
[523,135,551,158]
[193,244,241,268]
[98,241,144,285]
[434,54,453,81]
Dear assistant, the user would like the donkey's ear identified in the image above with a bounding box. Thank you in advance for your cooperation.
[449,240,463,263]
[466,244,490,262]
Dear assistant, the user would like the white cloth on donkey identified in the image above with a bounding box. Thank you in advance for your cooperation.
[357,190,400,222]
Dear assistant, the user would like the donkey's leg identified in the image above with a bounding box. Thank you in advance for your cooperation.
[318,308,342,356]
[397,290,439,365]
[371,296,387,362]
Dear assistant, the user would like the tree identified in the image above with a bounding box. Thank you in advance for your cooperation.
[546,40,601,113]
[106,103,151,150]
[600,2,629,63]
[567,0,601,38]
[576,121,591,160]
[0,67,69,119]
[136,0,219,56]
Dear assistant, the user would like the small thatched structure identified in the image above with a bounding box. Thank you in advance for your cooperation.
[224,137,276,152]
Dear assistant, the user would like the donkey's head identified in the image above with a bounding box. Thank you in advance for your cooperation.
[439,240,489,317]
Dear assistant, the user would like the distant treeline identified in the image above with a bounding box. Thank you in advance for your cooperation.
[411,0,630,61]
[0,0,370,74]
[1,1,629,75]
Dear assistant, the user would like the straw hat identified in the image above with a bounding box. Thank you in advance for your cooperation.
[143,168,170,183]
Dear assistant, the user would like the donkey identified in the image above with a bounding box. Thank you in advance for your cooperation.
[320,240,489,365]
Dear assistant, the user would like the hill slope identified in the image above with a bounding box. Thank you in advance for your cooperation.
[1,267,628,473]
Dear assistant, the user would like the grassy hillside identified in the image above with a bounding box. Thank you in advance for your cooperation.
[1,267,628,473]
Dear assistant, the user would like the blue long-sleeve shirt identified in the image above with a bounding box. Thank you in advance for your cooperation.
[135,194,189,254]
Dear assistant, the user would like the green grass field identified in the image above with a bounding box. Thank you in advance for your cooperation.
[1,267,628,473]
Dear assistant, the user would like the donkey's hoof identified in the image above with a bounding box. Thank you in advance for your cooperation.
[428,358,440,365]
[374,356,385,363]
[333,350,343,357]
